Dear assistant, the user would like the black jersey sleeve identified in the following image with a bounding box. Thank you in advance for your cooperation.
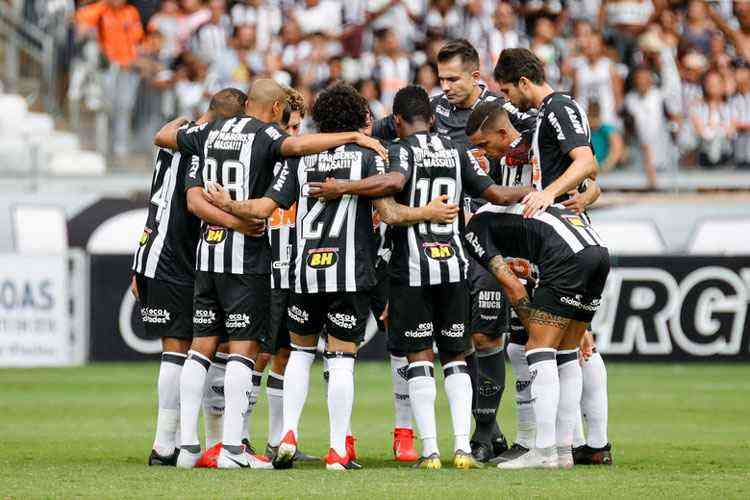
[546,100,591,155]
[371,115,398,142]
[259,123,290,161]
[265,157,299,209]
[176,122,210,157]
[502,101,538,134]
[464,213,501,269]
[460,146,494,198]
[183,154,203,192]
[364,151,387,178]
[386,142,413,178]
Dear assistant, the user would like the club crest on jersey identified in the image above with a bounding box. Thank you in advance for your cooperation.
[306,248,338,269]
[561,214,588,228]
[204,225,227,244]
[423,242,455,261]
[139,227,152,246]
[435,104,451,117]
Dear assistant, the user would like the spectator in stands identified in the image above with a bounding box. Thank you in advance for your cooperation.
[414,63,441,97]
[173,51,215,118]
[485,2,528,77]
[425,0,463,40]
[355,79,386,120]
[373,28,413,111]
[459,0,491,58]
[76,0,144,158]
[625,66,677,188]
[572,30,623,129]
[731,63,750,169]
[588,100,624,172]
[602,0,655,66]
[147,0,185,65]
[530,16,565,87]
[708,1,750,63]
[690,70,735,168]
[293,0,343,37]
[212,24,258,91]
[180,0,210,37]
[229,0,282,52]
[682,0,715,56]
[189,0,231,64]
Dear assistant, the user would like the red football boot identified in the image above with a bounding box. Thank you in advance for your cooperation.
[346,435,357,462]
[196,443,222,468]
[393,428,419,462]
[325,448,362,470]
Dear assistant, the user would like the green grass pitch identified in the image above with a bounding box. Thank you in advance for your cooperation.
[1,362,748,499]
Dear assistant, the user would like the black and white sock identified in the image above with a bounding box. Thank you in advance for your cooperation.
[443,361,472,454]
[407,361,438,457]
[390,355,412,429]
[153,352,186,456]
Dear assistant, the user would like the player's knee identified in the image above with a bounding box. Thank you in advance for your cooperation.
[407,349,434,364]
[162,337,191,354]
[289,332,317,348]
[272,348,291,374]
[190,336,220,358]
[472,332,501,352]
[438,350,465,365]
[327,335,357,354]
[255,352,272,372]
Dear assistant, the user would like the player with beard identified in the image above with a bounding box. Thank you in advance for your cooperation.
[203,84,457,470]
[133,88,263,466]
[372,39,537,461]
[154,79,387,470]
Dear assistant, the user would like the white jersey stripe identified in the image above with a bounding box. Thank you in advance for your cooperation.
[344,158,362,292]
[144,152,181,277]
[536,212,584,253]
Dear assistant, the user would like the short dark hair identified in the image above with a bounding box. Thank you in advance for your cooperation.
[437,39,480,71]
[311,83,369,133]
[209,87,247,118]
[466,101,507,137]
[493,48,545,85]
[393,85,433,124]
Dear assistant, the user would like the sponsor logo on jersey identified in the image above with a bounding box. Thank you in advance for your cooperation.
[225,313,251,329]
[423,242,455,261]
[139,227,152,246]
[141,306,171,324]
[193,309,217,325]
[204,225,227,244]
[268,203,297,229]
[478,290,503,309]
[440,323,465,338]
[565,106,585,135]
[404,322,433,338]
[265,126,283,141]
[316,150,363,172]
[547,111,566,140]
[327,312,357,330]
[185,122,208,134]
[465,232,485,257]
[560,294,600,312]
[561,214,587,228]
[188,155,200,179]
[435,104,451,117]
[413,148,457,169]
[207,129,251,150]
[288,305,309,324]
[306,248,338,269]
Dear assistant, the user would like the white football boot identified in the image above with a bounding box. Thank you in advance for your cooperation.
[497,447,559,470]
[176,448,202,469]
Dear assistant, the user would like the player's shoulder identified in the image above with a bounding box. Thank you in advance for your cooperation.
[480,89,503,105]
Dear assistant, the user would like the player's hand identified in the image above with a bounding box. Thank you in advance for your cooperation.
[307,177,344,200]
[236,218,267,237]
[130,275,139,300]
[522,189,555,218]
[424,195,459,224]
[506,257,533,280]
[561,190,585,214]
[580,330,595,363]
[203,182,232,212]
[355,132,388,162]
[379,302,389,330]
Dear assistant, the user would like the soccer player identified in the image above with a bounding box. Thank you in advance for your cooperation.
[202,84,457,470]
[132,88,261,467]
[154,79,387,469]
[372,39,536,460]
[464,199,610,469]
[307,85,531,469]
[493,48,598,216]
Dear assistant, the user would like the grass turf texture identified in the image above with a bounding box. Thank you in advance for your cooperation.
[1,362,748,499]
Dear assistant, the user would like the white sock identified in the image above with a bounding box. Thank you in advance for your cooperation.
[179,351,211,450]
[324,357,353,437]
[390,355,412,430]
[222,354,254,449]
[525,348,558,450]
[407,361,438,457]
[507,342,535,448]
[556,349,582,457]
[327,355,355,457]
[153,352,185,456]
[573,408,586,448]
[282,346,316,439]
[266,371,285,447]
[202,354,227,448]
[581,351,609,448]
[443,361,472,454]
[241,370,262,442]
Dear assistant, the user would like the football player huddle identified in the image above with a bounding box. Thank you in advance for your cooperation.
[132,40,612,472]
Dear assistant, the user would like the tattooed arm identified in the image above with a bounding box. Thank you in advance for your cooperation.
[488,255,530,306]
[373,195,459,226]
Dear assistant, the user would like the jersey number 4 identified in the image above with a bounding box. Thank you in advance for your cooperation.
[415,177,456,235]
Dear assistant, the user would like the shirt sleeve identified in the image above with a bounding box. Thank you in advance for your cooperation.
[460,147,494,198]
[364,151,387,178]
[503,101,538,135]
[176,122,210,157]
[260,123,290,161]
[545,99,592,155]
[265,157,299,209]
[183,155,203,192]
[385,142,412,179]
[371,115,398,142]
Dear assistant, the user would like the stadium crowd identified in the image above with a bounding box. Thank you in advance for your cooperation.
[16,0,750,182]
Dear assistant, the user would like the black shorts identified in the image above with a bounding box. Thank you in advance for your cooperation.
[264,288,291,354]
[389,280,470,355]
[287,291,371,343]
[193,271,270,342]
[371,258,389,332]
[135,274,193,340]
[469,265,508,338]
[533,246,610,323]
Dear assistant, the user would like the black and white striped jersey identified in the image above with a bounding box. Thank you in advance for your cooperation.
[464,203,606,282]
[178,115,288,275]
[132,146,201,287]
[531,92,592,193]
[268,161,296,290]
[387,132,494,287]
[266,144,384,293]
